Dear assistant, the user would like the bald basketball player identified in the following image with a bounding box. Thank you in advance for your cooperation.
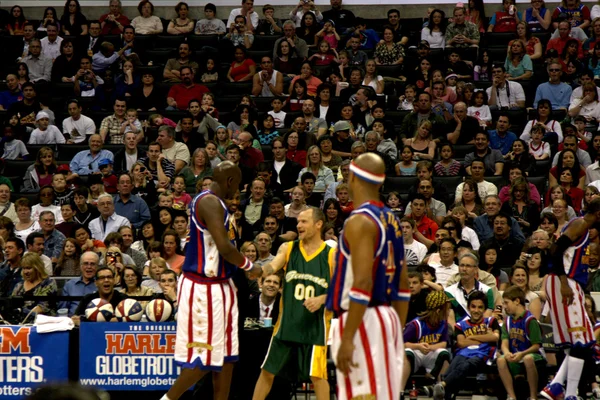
[326,153,410,400]
[162,161,262,400]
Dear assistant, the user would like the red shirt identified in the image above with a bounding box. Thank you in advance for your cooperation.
[167,83,210,111]
[546,37,584,59]
[410,214,438,241]
[99,14,131,35]
[240,147,265,169]
[287,149,307,167]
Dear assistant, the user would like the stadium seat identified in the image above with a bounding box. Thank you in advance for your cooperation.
[486,176,506,189]
[377,65,402,79]
[528,176,548,202]
[4,160,34,177]
[143,49,176,65]
[57,144,89,161]
[254,97,275,112]
[452,145,475,159]
[155,35,185,50]
[485,32,515,48]
[383,176,418,194]
[188,34,220,51]
[253,35,282,52]
[436,176,464,191]
[532,159,551,177]
[10,192,37,204]
[6,176,22,192]
[25,145,49,159]
[220,82,253,97]
[247,50,271,64]
[261,145,272,161]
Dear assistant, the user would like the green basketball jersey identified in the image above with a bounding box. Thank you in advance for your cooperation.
[274,240,333,345]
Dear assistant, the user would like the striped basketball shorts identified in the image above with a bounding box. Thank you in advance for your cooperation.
[174,275,239,371]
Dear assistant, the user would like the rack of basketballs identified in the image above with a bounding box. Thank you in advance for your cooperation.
[85,298,174,322]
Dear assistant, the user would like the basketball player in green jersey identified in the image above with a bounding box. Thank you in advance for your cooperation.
[251,207,334,400]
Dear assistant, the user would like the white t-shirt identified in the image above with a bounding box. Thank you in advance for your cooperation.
[29,125,66,145]
[268,110,287,129]
[485,81,526,108]
[2,140,28,160]
[274,160,285,184]
[467,105,492,125]
[520,119,563,143]
[62,115,97,144]
[125,151,138,172]
[528,140,551,158]
[227,8,259,28]
[404,240,427,266]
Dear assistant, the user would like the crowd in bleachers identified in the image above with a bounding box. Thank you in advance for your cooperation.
[3,0,600,397]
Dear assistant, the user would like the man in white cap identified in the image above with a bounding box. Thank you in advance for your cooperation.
[331,120,354,158]
[29,111,66,145]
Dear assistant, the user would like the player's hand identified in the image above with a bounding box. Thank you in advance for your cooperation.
[71,316,81,326]
[246,265,263,280]
[560,280,574,305]
[304,296,324,313]
[336,338,357,375]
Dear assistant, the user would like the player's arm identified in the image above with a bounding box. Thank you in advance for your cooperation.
[198,195,254,272]
[392,258,409,327]
[500,337,511,355]
[257,241,290,278]
[552,218,586,304]
[335,214,379,375]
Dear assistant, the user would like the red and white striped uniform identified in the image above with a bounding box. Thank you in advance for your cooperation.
[330,306,403,400]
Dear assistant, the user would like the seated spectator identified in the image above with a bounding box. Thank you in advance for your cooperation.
[296,146,335,192]
[23,40,52,83]
[552,132,592,167]
[139,142,176,190]
[256,4,282,35]
[488,113,517,155]
[89,193,131,242]
[499,164,542,205]
[51,40,79,83]
[295,11,320,47]
[375,25,405,65]
[74,56,103,98]
[584,17,600,54]
[0,74,23,111]
[225,15,254,49]
[552,0,591,30]
[161,229,185,274]
[166,2,194,35]
[18,23,37,60]
[163,42,199,83]
[290,0,322,28]
[500,176,540,237]
[406,194,438,249]
[290,63,322,98]
[252,57,284,97]
[156,126,189,174]
[488,0,522,32]
[447,102,480,145]
[465,131,505,176]
[100,0,129,34]
[547,20,584,58]
[446,6,480,50]
[70,134,115,176]
[453,178,485,218]
[474,195,526,243]
[505,39,533,80]
[92,41,130,75]
[39,7,61,33]
[166,67,210,111]
[550,147,587,190]
[401,218,427,267]
[22,147,55,192]
[511,22,544,60]
[7,5,27,36]
[11,253,58,319]
[505,139,535,174]
[228,46,256,82]
[62,99,96,144]
[29,111,65,145]
[40,23,63,61]
[346,34,368,66]
[227,0,259,32]
[273,20,309,61]
[131,71,162,111]
[60,0,88,36]
[486,64,526,109]
[58,250,99,316]
[120,25,135,56]
[421,9,446,49]
[195,3,226,35]
[115,60,141,99]
[131,0,162,35]
[77,20,104,58]
[400,93,447,141]
[569,81,600,127]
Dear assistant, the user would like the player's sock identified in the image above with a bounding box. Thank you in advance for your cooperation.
[565,356,584,398]
[160,395,171,400]
[550,354,569,386]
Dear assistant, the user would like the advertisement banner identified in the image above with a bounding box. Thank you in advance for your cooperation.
[79,322,180,390]
[0,326,69,399]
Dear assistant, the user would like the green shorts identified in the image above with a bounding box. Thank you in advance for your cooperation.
[507,353,545,376]
[261,336,328,381]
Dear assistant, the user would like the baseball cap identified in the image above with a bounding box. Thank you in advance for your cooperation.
[98,158,113,168]
[418,40,430,49]
[446,73,458,81]
[333,120,351,132]
[35,111,49,121]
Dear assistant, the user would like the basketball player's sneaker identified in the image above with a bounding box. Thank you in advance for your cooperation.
[541,383,565,400]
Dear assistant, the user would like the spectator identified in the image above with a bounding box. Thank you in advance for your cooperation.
[552,0,591,30]
[296,145,335,191]
[77,21,104,58]
[74,56,103,98]
[60,0,88,36]
[70,134,115,176]
[120,25,135,56]
[11,253,58,318]
[139,142,176,190]
[163,43,198,83]
[512,21,543,60]
[113,173,151,230]
[7,5,26,36]
[290,1,322,28]
[166,67,209,111]
[525,0,551,32]
[546,20,584,58]
[446,102,481,145]
[225,15,254,49]
[166,2,194,35]
[257,4,282,35]
[400,92,447,142]
[374,26,405,65]
[499,164,542,205]
[131,71,162,111]
[18,23,37,61]
[273,20,309,60]
[161,229,184,274]
[131,0,163,35]
[505,39,533,80]
[39,7,60,34]
[71,266,127,325]
[568,82,600,124]
[488,113,517,155]
[62,99,96,144]
[252,57,284,97]
[481,213,524,268]
[486,64,526,109]
[533,63,573,110]
[51,40,78,83]
[269,136,302,195]
[457,159,499,200]
[0,74,23,110]
[446,6,480,50]
[236,132,264,170]
[322,0,355,34]
[406,194,438,248]
[421,9,446,49]
[0,239,25,297]
[37,211,66,263]
[474,195,526,243]
[227,0,259,31]
[89,193,131,242]
[488,0,522,33]
[195,3,226,35]
[99,0,129,34]
[452,178,485,218]
[40,23,63,61]
[157,126,190,174]
[500,176,540,237]
[92,41,130,75]
[384,8,408,45]
[98,98,127,144]
[22,147,56,192]
[228,46,256,82]
[29,111,65,145]
[23,40,52,83]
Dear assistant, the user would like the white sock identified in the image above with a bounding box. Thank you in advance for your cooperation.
[565,356,585,398]
[160,395,171,400]
[551,354,569,386]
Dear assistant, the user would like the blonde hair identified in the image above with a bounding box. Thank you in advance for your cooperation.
[21,253,48,281]
[414,119,433,140]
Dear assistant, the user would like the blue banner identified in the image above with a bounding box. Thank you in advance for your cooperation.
[0,326,69,399]
[79,322,180,390]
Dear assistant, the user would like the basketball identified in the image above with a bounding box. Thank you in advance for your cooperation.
[145,299,173,322]
[85,298,114,322]
[114,299,144,322]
